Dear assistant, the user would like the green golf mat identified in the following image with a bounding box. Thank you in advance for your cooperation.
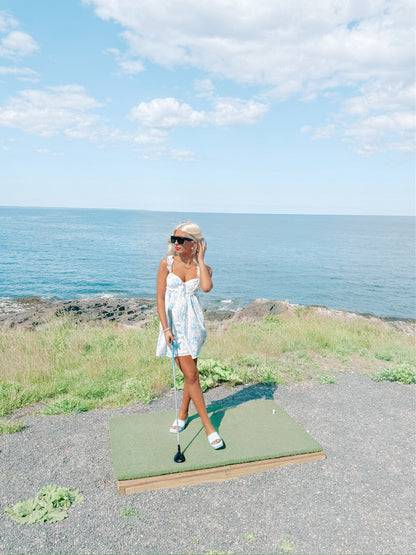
[109,399,325,493]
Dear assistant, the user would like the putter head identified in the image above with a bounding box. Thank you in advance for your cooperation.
[174,448,185,463]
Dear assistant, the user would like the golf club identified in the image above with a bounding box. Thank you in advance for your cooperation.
[171,340,185,463]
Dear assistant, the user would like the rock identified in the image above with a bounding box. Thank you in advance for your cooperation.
[0,297,159,329]
[0,296,413,335]
[230,298,290,321]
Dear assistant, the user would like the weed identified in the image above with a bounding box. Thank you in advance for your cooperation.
[121,507,140,530]
[243,533,255,541]
[0,420,25,434]
[375,351,393,361]
[121,508,140,518]
[43,398,91,415]
[280,534,295,553]
[373,363,416,384]
[5,484,84,524]
[316,374,337,384]
[175,359,245,392]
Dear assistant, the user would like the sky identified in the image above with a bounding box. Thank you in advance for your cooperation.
[0,0,414,215]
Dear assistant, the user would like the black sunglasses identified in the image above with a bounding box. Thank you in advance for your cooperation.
[170,235,193,245]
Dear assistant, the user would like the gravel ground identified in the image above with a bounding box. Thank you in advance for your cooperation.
[0,372,415,555]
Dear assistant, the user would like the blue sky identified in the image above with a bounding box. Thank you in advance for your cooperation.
[0,0,414,215]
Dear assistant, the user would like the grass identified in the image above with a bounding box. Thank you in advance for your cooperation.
[0,310,414,418]
[0,316,170,417]
[0,420,25,434]
[204,311,415,385]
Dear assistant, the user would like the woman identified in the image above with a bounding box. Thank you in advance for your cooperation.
[156,221,223,449]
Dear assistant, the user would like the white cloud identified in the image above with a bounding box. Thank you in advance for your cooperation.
[131,128,168,144]
[0,30,38,58]
[0,84,171,155]
[106,47,144,75]
[302,79,415,153]
[83,1,412,90]
[340,81,415,154]
[35,148,63,157]
[129,96,268,127]
[130,97,207,127]
[344,112,415,155]
[194,78,215,98]
[170,148,197,161]
[84,0,415,154]
[0,85,102,137]
[211,98,269,126]
[0,65,38,80]
[312,124,336,140]
[0,11,18,33]
[0,12,39,90]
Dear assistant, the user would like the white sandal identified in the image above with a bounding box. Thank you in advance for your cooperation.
[169,418,188,434]
[208,431,224,450]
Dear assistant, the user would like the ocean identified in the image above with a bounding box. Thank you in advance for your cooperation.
[1,207,415,319]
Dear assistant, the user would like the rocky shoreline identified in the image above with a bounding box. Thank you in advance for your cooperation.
[0,296,414,335]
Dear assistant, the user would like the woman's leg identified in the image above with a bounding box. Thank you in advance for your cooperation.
[175,355,216,437]
[173,358,195,424]
[177,379,191,422]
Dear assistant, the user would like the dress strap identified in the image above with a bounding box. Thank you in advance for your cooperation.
[167,255,174,273]
[197,264,200,277]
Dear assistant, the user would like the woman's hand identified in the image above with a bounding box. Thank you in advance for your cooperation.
[197,240,213,292]
[196,239,207,264]
[164,329,175,349]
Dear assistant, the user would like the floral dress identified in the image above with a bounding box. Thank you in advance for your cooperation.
[156,255,207,359]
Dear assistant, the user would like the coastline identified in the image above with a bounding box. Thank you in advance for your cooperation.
[0,296,414,335]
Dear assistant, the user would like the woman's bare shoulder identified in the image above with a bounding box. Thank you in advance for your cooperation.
[158,258,169,271]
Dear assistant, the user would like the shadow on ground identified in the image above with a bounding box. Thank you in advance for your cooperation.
[182,383,278,453]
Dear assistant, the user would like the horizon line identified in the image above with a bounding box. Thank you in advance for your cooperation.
[0,204,415,217]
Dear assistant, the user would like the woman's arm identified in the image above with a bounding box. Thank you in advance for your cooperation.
[197,241,213,292]
[156,258,175,347]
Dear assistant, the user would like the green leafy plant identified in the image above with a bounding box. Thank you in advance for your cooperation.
[121,507,140,531]
[373,363,416,384]
[175,359,244,391]
[243,532,255,541]
[121,508,140,518]
[5,485,84,524]
[280,534,295,553]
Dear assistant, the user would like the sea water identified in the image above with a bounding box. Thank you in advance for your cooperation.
[1,207,414,319]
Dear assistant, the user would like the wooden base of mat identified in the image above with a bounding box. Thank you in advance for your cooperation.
[117,451,325,494]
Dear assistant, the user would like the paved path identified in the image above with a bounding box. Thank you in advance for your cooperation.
[1,372,415,554]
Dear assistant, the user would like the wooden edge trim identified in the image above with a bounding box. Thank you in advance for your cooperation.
[116,451,326,494]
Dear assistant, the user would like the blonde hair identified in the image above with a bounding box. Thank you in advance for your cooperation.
[166,221,204,263]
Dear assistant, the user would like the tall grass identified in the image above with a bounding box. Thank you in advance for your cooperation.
[0,309,414,417]
[206,310,415,362]
[204,310,415,385]
[0,317,169,416]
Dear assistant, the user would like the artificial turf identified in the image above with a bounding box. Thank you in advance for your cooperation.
[109,399,324,481]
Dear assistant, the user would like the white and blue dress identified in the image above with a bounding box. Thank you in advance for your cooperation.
[156,255,207,359]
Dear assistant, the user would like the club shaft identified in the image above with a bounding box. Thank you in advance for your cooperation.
[171,342,181,446]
